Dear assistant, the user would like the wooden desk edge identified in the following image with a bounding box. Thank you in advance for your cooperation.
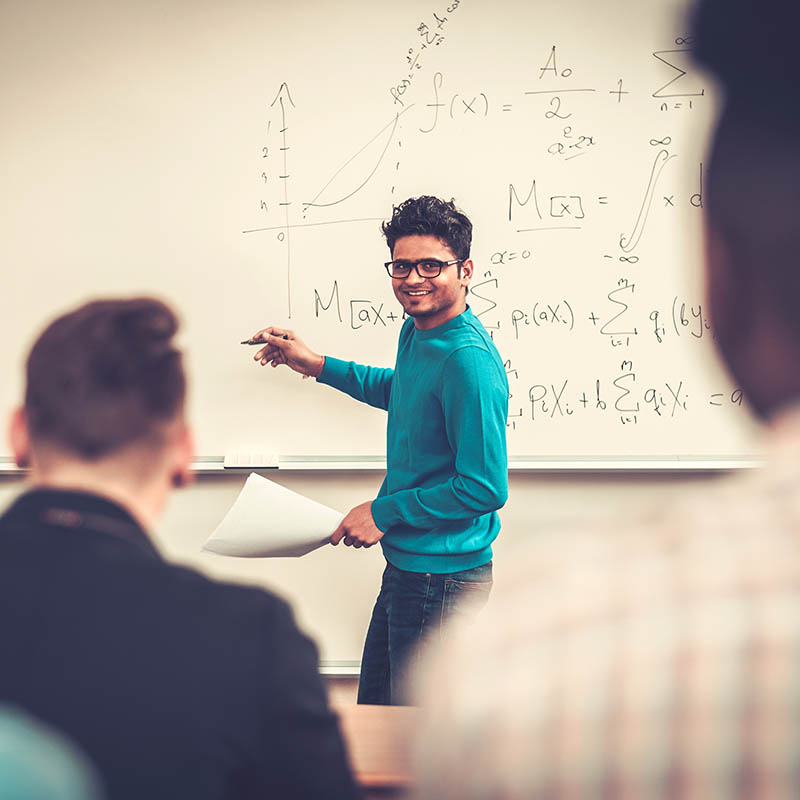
[357,771,415,788]
[334,704,417,790]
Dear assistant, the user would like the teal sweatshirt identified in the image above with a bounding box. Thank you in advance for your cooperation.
[318,306,509,573]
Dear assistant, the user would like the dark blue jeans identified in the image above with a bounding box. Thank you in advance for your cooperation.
[356,560,493,705]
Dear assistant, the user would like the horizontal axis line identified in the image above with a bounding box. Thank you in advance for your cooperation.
[242,217,384,234]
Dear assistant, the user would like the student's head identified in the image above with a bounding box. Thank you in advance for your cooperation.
[382,196,474,329]
[0,706,103,800]
[693,0,800,419]
[9,298,193,516]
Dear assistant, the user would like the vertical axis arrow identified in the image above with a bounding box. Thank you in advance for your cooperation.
[270,83,296,317]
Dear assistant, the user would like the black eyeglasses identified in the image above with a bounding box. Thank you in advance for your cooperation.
[384,258,462,278]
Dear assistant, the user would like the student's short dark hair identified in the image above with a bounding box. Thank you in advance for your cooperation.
[692,0,800,132]
[691,0,800,336]
[25,298,186,459]
[382,196,472,261]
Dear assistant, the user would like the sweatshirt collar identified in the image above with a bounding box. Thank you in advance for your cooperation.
[412,305,473,340]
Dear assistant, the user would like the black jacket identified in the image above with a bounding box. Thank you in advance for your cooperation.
[0,488,361,799]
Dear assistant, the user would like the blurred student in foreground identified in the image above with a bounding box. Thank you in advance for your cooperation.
[0,706,103,800]
[0,298,360,800]
[412,0,800,797]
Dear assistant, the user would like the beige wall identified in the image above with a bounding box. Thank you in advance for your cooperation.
[0,468,724,669]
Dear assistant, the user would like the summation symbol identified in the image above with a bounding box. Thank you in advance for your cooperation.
[652,49,705,98]
[600,278,638,347]
[470,275,499,319]
[614,360,640,422]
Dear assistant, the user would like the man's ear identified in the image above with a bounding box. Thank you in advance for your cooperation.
[8,408,31,470]
[169,424,195,489]
[460,259,474,285]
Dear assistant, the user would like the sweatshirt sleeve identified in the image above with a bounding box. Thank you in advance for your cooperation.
[317,355,394,411]
[371,345,508,531]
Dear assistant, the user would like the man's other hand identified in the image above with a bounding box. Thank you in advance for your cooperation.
[331,501,385,548]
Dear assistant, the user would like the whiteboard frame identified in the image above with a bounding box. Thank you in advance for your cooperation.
[0,455,764,474]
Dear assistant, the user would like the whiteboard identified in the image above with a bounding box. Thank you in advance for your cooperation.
[0,0,761,461]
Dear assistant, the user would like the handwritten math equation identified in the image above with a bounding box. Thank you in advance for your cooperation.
[239,3,750,442]
[308,269,744,432]
[390,1,462,107]
[505,359,744,430]
[414,40,703,135]
[311,275,714,346]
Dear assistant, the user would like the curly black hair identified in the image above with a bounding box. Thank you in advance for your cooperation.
[382,196,472,261]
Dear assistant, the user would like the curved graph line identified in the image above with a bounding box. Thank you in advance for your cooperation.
[619,149,675,253]
[303,104,414,209]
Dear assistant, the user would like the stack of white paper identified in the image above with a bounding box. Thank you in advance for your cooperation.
[202,472,343,558]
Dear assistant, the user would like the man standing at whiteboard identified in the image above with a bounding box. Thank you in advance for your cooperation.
[251,195,509,705]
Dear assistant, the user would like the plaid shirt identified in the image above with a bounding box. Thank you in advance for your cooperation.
[413,407,800,800]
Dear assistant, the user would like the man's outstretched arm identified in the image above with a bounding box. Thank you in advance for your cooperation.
[250,327,393,411]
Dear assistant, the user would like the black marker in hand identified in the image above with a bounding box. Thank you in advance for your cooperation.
[240,334,289,345]
[247,327,323,379]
